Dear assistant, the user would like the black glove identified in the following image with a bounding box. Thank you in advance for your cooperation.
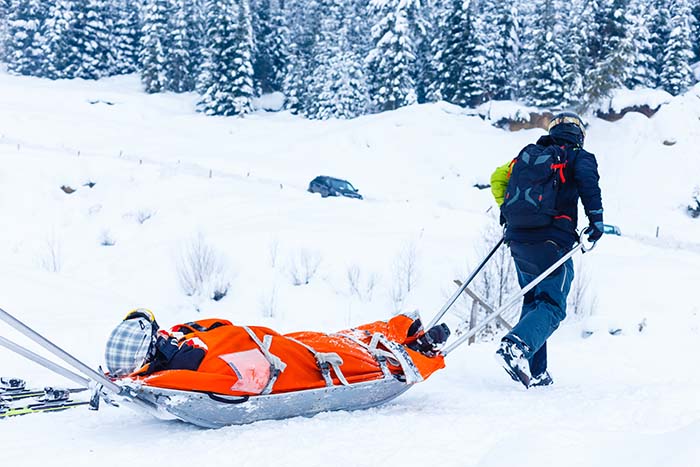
[584,210,604,242]
[584,222,604,242]
[499,211,507,226]
[408,324,451,355]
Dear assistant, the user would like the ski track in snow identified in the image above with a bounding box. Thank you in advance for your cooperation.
[1,74,700,467]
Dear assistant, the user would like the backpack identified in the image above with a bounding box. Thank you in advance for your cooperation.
[501,143,568,228]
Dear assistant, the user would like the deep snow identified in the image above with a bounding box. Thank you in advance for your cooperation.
[1,71,700,467]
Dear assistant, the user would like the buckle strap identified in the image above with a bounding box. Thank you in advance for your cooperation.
[243,327,286,395]
[369,333,423,384]
[332,332,392,378]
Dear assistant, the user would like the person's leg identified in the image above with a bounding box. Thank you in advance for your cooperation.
[505,241,572,365]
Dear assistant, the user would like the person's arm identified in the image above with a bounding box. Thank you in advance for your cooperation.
[490,161,513,206]
[574,150,604,239]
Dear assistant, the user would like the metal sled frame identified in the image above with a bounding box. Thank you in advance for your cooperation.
[128,376,411,429]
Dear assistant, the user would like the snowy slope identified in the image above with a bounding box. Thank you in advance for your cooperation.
[1,72,700,467]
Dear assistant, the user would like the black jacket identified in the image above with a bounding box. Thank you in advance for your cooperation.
[505,135,603,248]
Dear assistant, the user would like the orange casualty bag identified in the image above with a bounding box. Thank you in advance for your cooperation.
[129,314,445,396]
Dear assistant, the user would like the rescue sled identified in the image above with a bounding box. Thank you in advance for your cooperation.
[0,232,596,428]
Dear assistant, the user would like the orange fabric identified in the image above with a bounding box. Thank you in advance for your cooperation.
[129,315,445,395]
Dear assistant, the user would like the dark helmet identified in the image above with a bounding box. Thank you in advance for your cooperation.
[548,112,586,146]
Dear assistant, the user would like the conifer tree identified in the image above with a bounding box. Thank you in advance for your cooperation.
[42,0,74,79]
[626,0,657,89]
[584,0,635,105]
[522,0,566,107]
[110,0,140,75]
[5,0,49,76]
[140,0,170,93]
[560,0,590,107]
[167,0,195,92]
[308,0,368,119]
[648,0,670,83]
[660,0,694,95]
[282,0,321,113]
[366,0,423,112]
[692,0,700,60]
[251,0,288,94]
[489,3,520,101]
[198,0,256,116]
[67,0,114,79]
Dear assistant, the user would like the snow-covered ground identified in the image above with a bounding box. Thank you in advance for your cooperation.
[1,71,700,467]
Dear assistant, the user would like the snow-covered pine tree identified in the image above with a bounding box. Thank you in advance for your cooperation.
[42,0,113,80]
[198,0,255,116]
[583,0,635,106]
[72,0,114,79]
[692,0,700,61]
[42,0,73,79]
[521,0,566,108]
[251,0,288,94]
[365,0,421,112]
[140,0,170,93]
[626,0,657,89]
[167,0,195,92]
[485,0,519,101]
[307,0,368,119]
[110,0,140,75]
[559,0,590,107]
[648,0,670,84]
[5,0,49,76]
[411,0,435,104]
[282,0,321,113]
[0,0,10,61]
[660,0,694,95]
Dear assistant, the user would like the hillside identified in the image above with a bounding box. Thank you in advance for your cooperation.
[1,72,700,467]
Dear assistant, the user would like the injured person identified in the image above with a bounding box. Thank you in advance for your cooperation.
[104,309,450,396]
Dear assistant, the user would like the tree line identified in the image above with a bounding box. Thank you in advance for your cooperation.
[1,0,698,118]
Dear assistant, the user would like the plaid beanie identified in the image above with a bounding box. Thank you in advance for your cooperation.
[105,310,158,376]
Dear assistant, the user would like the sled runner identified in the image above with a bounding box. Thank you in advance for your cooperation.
[0,230,604,428]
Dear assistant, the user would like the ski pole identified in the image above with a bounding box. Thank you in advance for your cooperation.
[441,232,596,355]
[426,236,504,330]
[0,335,90,388]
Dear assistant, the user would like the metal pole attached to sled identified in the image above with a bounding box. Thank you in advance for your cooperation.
[441,233,596,355]
[0,307,122,394]
[0,334,90,388]
[427,236,505,330]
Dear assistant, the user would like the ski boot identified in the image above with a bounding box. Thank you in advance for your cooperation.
[495,338,531,388]
[529,370,554,388]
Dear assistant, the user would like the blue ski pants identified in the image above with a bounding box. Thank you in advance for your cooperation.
[504,240,574,377]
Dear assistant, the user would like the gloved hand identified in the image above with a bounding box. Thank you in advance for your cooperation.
[585,221,604,242]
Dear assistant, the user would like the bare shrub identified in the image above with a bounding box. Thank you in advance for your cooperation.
[99,229,116,246]
[464,215,518,339]
[288,248,322,286]
[688,187,700,218]
[346,264,378,301]
[269,237,280,268]
[135,209,156,224]
[177,233,232,300]
[39,231,62,273]
[259,284,278,318]
[389,241,419,311]
[567,260,597,320]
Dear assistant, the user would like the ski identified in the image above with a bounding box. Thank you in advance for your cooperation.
[1,377,87,402]
[0,399,90,418]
